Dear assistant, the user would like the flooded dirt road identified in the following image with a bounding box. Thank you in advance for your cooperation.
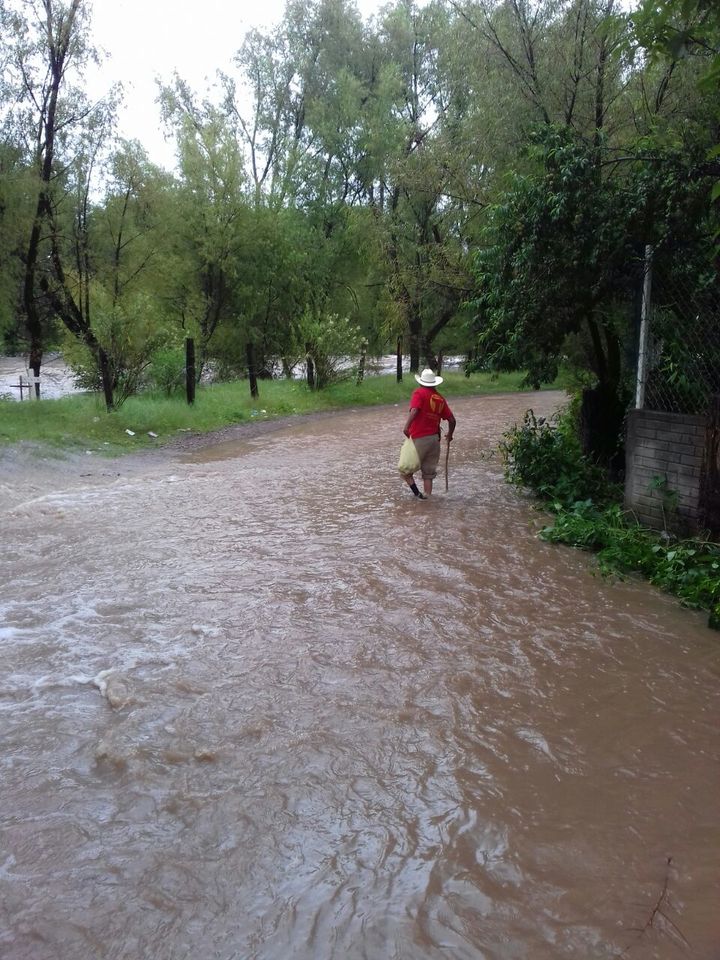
[1,391,718,960]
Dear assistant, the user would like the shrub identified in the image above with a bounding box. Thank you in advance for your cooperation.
[148,347,187,396]
[501,402,720,628]
[500,405,617,507]
[301,312,362,389]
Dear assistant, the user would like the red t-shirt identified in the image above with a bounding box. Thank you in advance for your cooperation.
[408,387,453,439]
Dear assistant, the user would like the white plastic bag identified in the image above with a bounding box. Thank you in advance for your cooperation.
[397,437,420,474]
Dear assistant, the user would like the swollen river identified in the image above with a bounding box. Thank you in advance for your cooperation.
[1,391,718,960]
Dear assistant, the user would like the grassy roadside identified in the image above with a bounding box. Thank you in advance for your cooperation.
[0,370,564,455]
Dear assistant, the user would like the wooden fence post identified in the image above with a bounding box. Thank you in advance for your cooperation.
[246,341,259,399]
[396,336,403,383]
[186,338,195,405]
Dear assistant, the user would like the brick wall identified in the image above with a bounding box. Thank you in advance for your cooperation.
[624,409,707,534]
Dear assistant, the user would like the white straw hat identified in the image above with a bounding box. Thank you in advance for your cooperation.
[415,368,443,387]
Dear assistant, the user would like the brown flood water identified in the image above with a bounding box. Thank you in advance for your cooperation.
[1,391,719,960]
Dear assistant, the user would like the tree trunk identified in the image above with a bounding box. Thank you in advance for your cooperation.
[408,308,422,373]
[396,337,403,383]
[579,381,627,477]
[357,340,367,385]
[24,213,45,398]
[422,301,459,374]
[585,313,608,388]
[29,341,42,400]
[19,0,83,399]
[305,342,315,390]
[98,346,115,412]
[422,338,438,370]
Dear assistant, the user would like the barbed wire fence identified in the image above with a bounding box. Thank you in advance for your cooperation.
[636,246,720,415]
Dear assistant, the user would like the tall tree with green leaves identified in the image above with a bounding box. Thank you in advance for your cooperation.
[0,143,33,349]
[374,0,479,370]
[161,80,255,378]
[629,0,720,211]
[0,0,98,395]
[470,121,716,462]
[215,0,395,363]
[60,139,179,407]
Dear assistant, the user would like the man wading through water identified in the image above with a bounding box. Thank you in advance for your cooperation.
[401,368,456,499]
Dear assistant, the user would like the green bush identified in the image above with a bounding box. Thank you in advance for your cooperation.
[301,311,362,389]
[500,406,618,507]
[148,347,187,396]
[501,403,720,629]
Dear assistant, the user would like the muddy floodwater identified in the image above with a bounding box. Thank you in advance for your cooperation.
[1,391,719,960]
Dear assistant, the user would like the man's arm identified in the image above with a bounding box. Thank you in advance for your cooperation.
[445,412,456,441]
[403,407,419,437]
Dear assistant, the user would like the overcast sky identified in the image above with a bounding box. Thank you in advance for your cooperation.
[87,0,388,170]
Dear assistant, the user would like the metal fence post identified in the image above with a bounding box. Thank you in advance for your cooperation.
[635,244,654,410]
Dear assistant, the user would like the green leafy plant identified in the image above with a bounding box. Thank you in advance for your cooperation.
[541,505,720,619]
[500,406,617,507]
[648,474,680,532]
[300,312,362,389]
[501,403,720,629]
[148,347,187,397]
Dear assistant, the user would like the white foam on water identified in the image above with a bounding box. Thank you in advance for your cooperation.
[190,623,223,638]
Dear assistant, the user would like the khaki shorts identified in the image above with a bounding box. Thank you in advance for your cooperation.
[413,434,441,479]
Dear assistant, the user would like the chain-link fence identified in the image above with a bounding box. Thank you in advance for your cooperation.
[637,248,720,415]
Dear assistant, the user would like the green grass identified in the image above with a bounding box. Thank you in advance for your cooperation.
[0,370,563,455]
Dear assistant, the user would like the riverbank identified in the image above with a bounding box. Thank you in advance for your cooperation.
[0,353,84,401]
[0,370,567,453]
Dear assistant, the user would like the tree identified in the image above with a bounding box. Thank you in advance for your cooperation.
[631,0,720,89]
[161,80,251,378]
[60,140,178,407]
[0,0,97,396]
[470,123,716,463]
[629,0,720,214]
[375,0,477,371]
[211,0,396,371]
[0,143,32,349]
[224,0,369,208]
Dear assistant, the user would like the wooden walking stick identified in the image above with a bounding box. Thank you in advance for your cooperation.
[444,433,450,492]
